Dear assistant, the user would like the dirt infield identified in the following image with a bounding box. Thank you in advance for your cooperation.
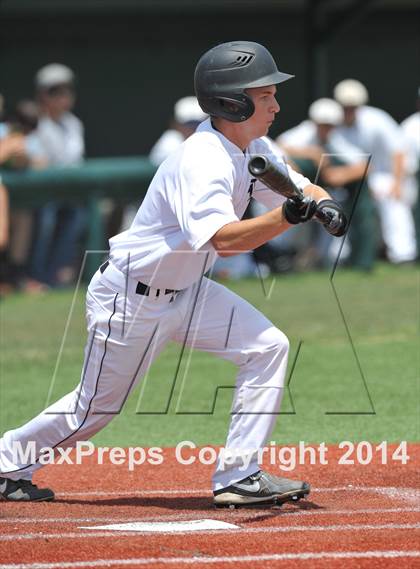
[0,444,419,568]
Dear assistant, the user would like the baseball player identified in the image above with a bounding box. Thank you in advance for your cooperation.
[401,88,420,254]
[277,98,376,270]
[334,79,417,264]
[31,63,86,287]
[0,41,346,506]
[149,96,207,166]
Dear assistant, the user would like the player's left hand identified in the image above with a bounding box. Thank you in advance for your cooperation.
[316,199,347,237]
[283,196,318,224]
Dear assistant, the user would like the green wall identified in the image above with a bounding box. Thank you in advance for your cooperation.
[1,5,418,157]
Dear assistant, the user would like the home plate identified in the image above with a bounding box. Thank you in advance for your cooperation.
[80,519,240,533]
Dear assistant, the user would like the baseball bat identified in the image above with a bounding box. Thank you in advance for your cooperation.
[248,154,333,227]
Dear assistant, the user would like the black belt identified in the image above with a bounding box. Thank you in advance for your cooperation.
[99,261,179,297]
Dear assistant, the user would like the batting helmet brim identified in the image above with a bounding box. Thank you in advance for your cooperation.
[244,70,294,88]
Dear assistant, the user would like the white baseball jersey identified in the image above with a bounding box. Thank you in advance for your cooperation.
[278,120,366,165]
[334,106,416,262]
[149,129,185,166]
[401,111,420,175]
[335,106,404,174]
[110,118,311,290]
[35,112,84,165]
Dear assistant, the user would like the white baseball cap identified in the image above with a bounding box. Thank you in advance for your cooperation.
[174,96,207,124]
[333,79,368,106]
[35,63,75,90]
[308,98,344,125]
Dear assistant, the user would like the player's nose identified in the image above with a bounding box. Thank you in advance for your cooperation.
[272,98,280,113]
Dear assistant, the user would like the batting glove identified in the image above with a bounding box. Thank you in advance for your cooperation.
[317,199,347,237]
[283,196,318,225]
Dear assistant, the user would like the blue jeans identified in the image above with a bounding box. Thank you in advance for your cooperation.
[31,203,87,285]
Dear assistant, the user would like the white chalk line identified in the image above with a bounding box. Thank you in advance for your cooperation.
[375,487,420,504]
[58,488,209,497]
[1,522,419,541]
[0,550,420,568]
[1,506,420,525]
[56,485,419,498]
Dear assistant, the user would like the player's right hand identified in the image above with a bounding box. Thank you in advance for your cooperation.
[283,196,317,224]
[316,199,347,237]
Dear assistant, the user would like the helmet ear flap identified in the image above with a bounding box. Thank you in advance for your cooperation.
[217,92,255,122]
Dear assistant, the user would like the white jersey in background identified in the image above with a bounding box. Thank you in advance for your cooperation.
[149,129,185,166]
[278,120,366,165]
[401,111,420,174]
[36,112,84,165]
[336,105,416,263]
[110,118,310,290]
[401,111,420,221]
[336,105,404,174]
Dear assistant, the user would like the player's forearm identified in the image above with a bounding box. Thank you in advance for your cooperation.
[322,162,367,186]
[390,152,405,199]
[211,184,330,256]
[392,151,405,181]
[303,183,330,202]
[0,184,9,248]
[211,207,290,256]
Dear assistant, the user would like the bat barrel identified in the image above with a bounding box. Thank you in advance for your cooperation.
[248,154,304,200]
[248,154,344,236]
[248,155,270,177]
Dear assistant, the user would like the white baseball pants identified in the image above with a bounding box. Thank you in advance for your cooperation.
[369,172,417,263]
[0,262,289,490]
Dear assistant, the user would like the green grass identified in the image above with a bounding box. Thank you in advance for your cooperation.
[1,263,419,447]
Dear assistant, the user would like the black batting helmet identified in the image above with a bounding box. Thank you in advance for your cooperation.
[194,41,293,123]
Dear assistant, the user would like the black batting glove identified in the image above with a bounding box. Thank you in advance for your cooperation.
[283,196,318,225]
[317,199,347,237]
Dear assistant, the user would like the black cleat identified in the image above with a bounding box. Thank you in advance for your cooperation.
[0,477,55,502]
[213,470,310,507]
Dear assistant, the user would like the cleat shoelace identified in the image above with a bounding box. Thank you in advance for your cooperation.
[249,471,263,482]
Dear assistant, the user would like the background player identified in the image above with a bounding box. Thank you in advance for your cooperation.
[149,96,207,166]
[277,98,375,270]
[333,79,417,264]
[0,41,346,507]
[401,88,420,256]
